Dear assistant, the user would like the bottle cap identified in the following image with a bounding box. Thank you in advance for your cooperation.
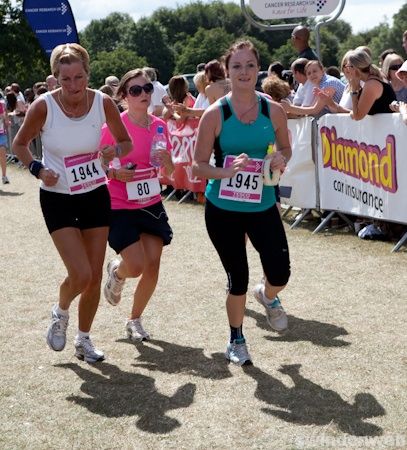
[157,125,164,133]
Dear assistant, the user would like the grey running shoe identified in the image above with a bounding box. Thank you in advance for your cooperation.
[74,336,105,363]
[225,340,252,366]
[253,284,288,333]
[2,176,10,184]
[46,305,69,351]
[104,259,125,306]
[126,318,150,342]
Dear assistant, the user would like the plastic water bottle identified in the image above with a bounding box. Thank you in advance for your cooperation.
[150,125,166,168]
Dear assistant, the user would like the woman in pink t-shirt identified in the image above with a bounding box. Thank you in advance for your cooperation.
[100,69,174,342]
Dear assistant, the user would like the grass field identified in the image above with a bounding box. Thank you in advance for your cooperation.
[1,165,406,449]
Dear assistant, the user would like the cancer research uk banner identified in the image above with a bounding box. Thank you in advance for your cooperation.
[317,113,407,224]
[249,0,340,20]
[23,0,79,56]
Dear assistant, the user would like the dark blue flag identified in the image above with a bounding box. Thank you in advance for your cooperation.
[23,0,79,57]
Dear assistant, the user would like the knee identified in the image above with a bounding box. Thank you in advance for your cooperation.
[68,267,92,292]
[228,271,249,296]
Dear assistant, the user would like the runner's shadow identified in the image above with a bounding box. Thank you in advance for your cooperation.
[0,189,23,197]
[243,364,385,436]
[245,308,350,347]
[117,338,233,379]
[56,362,196,433]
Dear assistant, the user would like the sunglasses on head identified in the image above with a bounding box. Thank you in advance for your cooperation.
[128,83,154,97]
[389,64,402,71]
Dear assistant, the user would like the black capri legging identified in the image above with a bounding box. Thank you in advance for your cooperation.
[205,200,290,296]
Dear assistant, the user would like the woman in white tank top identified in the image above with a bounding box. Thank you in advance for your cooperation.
[13,44,132,363]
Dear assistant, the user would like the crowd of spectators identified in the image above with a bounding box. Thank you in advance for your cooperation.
[1,28,407,241]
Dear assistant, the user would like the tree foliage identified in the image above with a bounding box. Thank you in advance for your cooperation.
[1,1,406,89]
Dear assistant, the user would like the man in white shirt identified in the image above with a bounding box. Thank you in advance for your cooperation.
[143,67,169,117]
[291,58,314,107]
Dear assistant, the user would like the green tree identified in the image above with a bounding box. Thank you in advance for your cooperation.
[128,18,175,83]
[89,48,147,88]
[174,27,234,74]
[0,0,48,89]
[79,13,134,58]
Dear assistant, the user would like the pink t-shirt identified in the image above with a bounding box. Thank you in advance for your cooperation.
[100,112,172,210]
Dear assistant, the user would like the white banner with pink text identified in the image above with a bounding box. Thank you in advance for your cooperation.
[317,113,407,224]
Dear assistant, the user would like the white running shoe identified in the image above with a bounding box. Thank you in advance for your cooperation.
[225,340,252,366]
[126,318,150,342]
[2,176,10,184]
[74,336,105,363]
[46,305,69,351]
[104,259,125,306]
[253,284,288,333]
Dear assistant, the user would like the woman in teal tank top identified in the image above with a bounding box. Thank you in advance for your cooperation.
[193,40,292,366]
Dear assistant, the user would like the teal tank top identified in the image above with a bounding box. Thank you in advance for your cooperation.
[205,95,276,212]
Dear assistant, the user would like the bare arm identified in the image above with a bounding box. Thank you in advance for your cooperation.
[102,94,132,158]
[350,79,382,121]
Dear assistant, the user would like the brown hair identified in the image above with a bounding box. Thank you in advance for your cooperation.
[305,60,324,73]
[223,40,260,73]
[261,75,291,102]
[168,76,189,103]
[115,69,151,100]
[205,60,226,82]
[381,53,404,80]
[50,43,90,78]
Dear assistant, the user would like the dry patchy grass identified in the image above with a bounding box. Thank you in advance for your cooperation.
[0,165,406,449]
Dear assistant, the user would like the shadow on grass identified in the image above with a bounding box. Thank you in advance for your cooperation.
[244,364,385,436]
[118,338,233,380]
[56,362,196,433]
[0,189,23,197]
[245,308,350,347]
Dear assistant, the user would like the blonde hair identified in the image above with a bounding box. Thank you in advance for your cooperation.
[381,53,404,80]
[193,71,208,93]
[261,75,291,102]
[347,49,384,80]
[50,43,90,78]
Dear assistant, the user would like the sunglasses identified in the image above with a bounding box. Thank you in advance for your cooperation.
[389,64,402,71]
[128,83,154,97]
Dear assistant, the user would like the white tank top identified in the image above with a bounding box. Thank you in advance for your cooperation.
[40,90,106,194]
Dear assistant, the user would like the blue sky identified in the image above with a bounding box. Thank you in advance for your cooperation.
[66,0,405,34]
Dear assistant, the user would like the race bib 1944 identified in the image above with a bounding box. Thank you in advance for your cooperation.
[64,152,105,194]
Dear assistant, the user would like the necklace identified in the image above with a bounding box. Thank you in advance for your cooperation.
[128,112,151,130]
[58,90,89,118]
[237,97,259,125]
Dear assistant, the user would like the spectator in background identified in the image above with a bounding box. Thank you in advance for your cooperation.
[33,81,47,98]
[378,48,395,66]
[282,60,345,118]
[196,62,206,72]
[99,84,114,97]
[173,71,209,119]
[291,58,314,107]
[261,75,292,103]
[355,46,372,58]
[346,49,396,120]
[11,83,26,105]
[291,25,319,61]
[390,61,407,124]
[24,88,35,105]
[36,86,48,96]
[105,75,120,94]
[163,75,195,121]
[204,59,231,104]
[0,94,10,183]
[381,53,407,102]
[46,75,58,91]
[326,66,341,79]
[268,61,284,79]
[143,67,168,117]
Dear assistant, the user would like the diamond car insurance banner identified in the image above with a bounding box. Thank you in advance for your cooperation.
[23,0,79,57]
[279,117,317,209]
[317,113,407,224]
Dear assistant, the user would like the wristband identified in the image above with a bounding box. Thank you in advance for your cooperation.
[115,144,122,158]
[350,90,360,96]
[28,160,44,179]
